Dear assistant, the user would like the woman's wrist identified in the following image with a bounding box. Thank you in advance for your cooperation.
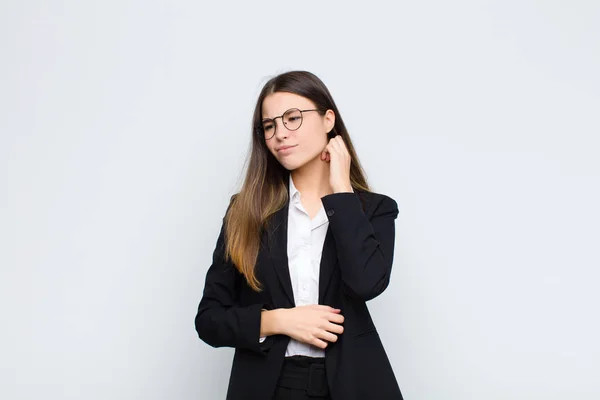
[260,308,287,337]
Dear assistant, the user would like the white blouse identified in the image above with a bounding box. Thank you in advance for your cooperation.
[285,175,329,358]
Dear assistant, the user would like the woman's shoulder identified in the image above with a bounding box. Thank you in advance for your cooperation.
[357,188,397,202]
[355,189,399,216]
[225,193,239,211]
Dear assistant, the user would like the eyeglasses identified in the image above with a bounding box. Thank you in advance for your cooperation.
[258,108,321,140]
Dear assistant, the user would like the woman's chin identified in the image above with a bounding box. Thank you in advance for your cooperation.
[280,154,324,171]
[277,157,302,171]
[280,162,299,171]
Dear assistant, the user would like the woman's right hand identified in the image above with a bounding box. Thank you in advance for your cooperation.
[278,305,345,349]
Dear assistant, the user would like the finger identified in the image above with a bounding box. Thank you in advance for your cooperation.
[327,313,345,324]
[332,136,349,158]
[330,136,349,155]
[336,136,349,153]
[317,304,337,310]
[328,138,340,151]
[326,322,344,335]
[312,338,328,349]
[328,140,344,158]
[323,144,333,160]
[312,305,338,312]
[327,139,340,151]
[316,330,339,343]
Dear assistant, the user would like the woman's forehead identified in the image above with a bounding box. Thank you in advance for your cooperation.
[261,92,315,119]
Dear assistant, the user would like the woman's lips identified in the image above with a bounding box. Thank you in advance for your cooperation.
[277,145,297,155]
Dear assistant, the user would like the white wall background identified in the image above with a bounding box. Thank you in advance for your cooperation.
[1,1,599,399]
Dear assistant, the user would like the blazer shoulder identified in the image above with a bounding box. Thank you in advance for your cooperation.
[357,190,399,217]
[223,192,240,217]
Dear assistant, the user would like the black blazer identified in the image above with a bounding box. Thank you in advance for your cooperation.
[195,189,404,400]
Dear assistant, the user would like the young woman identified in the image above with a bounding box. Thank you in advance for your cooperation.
[195,71,403,400]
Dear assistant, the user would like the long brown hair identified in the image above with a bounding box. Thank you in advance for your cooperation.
[224,71,371,291]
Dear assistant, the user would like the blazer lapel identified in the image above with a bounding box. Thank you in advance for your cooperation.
[267,201,295,306]
[318,226,338,303]
[266,187,342,306]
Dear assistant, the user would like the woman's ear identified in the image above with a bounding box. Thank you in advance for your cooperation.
[324,109,336,133]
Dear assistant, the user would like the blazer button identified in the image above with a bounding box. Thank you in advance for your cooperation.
[326,209,335,217]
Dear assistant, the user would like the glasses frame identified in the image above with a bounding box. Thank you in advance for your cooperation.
[258,108,321,140]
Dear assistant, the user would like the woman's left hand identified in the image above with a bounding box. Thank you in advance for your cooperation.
[321,135,354,193]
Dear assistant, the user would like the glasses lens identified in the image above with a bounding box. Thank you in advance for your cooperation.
[283,109,302,131]
[262,120,275,139]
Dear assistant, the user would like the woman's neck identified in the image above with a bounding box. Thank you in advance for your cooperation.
[290,157,333,200]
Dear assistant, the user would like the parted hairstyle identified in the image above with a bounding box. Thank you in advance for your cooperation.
[224,71,370,291]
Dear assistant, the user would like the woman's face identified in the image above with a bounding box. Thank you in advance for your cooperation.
[261,92,334,171]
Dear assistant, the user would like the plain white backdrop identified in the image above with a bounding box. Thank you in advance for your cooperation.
[1,1,599,399]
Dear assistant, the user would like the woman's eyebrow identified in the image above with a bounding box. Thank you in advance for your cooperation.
[262,109,288,121]
[262,113,279,121]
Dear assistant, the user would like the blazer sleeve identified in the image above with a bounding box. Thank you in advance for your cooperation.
[194,214,270,356]
[320,192,399,301]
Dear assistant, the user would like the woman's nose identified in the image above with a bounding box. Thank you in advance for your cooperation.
[273,120,289,139]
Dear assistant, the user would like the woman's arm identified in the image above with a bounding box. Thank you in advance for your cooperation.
[320,192,399,301]
[194,219,271,355]
[261,306,345,349]
[259,309,281,338]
